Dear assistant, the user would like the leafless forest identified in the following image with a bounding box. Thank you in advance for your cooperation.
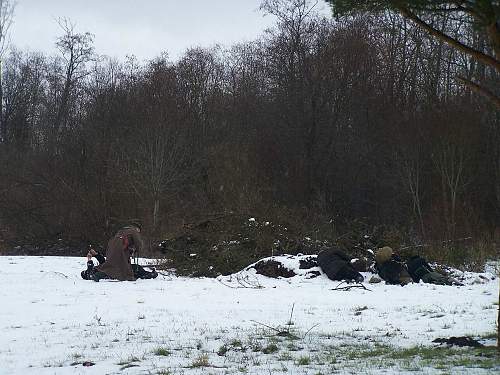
[0,5,499,259]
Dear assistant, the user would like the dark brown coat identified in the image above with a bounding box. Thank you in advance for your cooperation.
[96,227,143,281]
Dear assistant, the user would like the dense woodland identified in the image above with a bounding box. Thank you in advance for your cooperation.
[0,2,499,256]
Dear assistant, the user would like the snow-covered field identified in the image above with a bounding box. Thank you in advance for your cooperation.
[1,256,498,375]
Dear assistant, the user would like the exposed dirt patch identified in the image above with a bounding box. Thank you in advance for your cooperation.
[156,213,328,277]
[299,257,318,269]
[252,259,296,278]
[432,336,484,348]
[305,270,321,278]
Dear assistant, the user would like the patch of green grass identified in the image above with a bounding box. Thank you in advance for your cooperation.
[153,347,171,356]
[190,354,210,368]
[479,332,497,339]
[217,344,229,356]
[286,342,303,351]
[230,339,243,347]
[278,351,293,361]
[262,343,279,354]
[296,355,311,365]
[337,344,383,360]
[117,356,141,366]
[388,346,442,360]
[120,363,139,370]
[278,330,301,340]
[350,344,392,359]
[248,338,262,352]
[446,347,500,370]
[330,343,500,372]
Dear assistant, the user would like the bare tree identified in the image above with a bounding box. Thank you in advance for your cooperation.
[50,18,94,154]
[122,60,191,232]
[396,147,426,238]
[326,0,500,108]
[432,138,471,240]
[0,0,15,142]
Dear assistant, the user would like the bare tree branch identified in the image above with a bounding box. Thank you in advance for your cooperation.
[396,6,500,73]
[457,75,500,108]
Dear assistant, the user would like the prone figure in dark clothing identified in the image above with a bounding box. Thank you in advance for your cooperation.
[375,246,412,286]
[375,247,459,286]
[406,254,461,286]
[317,248,364,283]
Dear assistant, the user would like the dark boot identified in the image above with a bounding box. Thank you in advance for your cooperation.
[132,264,158,279]
[92,271,110,282]
[81,260,95,280]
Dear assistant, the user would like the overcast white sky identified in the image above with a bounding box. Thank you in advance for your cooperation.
[9,0,331,62]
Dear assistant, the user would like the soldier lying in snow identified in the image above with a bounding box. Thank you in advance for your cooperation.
[375,247,459,286]
[375,247,413,286]
[406,255,462,286]
[317,248,364,283]
[81,223,158,282]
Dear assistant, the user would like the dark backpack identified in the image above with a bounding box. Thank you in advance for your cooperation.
[377,260,412,285]
[406,255,433,282]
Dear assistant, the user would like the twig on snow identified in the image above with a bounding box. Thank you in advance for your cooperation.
[302,323,321,339]
[49,271,68,278]
[250,319,301,340]
[287,303,295,326]
[331,281,371,292]
[217,274,263,289]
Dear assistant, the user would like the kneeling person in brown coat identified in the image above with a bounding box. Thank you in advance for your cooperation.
[90,223,155,282]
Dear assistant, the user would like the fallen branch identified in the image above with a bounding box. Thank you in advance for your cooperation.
[46,271,68,278]
[331,281,371,292]
[302,323,320,339]
[217,274,263,289]
[250,319,300,340]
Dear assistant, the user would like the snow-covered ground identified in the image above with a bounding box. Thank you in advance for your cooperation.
[0,255,498,374]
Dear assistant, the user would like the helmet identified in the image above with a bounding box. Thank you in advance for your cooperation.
[375,246,393,264]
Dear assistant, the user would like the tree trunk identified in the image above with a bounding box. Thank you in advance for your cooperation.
[153,198,160,232]
[486,21,500,60]
[0,59,3,142]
